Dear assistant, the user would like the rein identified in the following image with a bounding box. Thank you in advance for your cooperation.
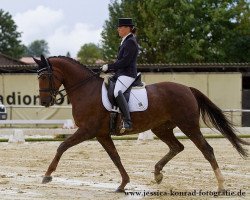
[55,71,101,102]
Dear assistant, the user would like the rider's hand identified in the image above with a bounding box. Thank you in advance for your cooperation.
[100,64,108,72]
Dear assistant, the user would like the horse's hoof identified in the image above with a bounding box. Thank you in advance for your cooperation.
[42,176,52,184]
[155,173,163,184]
[115,188,125,193]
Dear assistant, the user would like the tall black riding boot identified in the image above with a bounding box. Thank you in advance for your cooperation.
[116,90,132,133]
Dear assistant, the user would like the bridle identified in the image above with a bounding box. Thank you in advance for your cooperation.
[37,61,101,106]
[37,65,60,105]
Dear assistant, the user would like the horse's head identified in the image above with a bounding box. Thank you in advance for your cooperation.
[34,55,62,107]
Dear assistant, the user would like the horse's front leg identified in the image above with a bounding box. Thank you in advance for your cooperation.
[42,128,95,183]
[96,136,130,193]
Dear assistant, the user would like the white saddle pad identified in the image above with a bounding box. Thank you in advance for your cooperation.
[101,82,148,112]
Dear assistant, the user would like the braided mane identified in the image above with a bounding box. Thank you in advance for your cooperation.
[48,56,95,74]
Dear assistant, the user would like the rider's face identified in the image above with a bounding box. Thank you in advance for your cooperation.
[117,26,130,38]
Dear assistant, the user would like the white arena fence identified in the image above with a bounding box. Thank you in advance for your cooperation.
[0,105,74,128]
[0,119,74,129]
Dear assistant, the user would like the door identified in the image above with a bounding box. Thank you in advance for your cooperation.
[242,76,250,126]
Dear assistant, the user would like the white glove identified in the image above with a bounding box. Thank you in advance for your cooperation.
[101,64,108,72]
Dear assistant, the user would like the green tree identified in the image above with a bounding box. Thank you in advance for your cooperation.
[0,9,25,58]
[101,1,122,61]
[102,0,250,63]
[25,40,50,57]
[77,43,102,64]
[223,0,250,62]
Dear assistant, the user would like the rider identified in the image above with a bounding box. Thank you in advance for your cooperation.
[101,18,139,133]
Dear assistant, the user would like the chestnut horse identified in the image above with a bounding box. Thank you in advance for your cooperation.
[34,55,249,192]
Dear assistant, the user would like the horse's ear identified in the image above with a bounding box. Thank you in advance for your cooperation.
[40,54,47,65]
[33,57,42,66]
[40,54,51,69]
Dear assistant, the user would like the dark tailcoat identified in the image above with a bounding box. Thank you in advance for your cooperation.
[108,34,138,79]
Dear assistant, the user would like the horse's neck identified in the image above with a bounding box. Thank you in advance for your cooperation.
[64,71,102,109]
[52,58,93,85]
[62,65,92,84]
[53,60,102,105]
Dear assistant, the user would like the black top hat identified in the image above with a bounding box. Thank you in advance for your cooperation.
[118,18,134,27]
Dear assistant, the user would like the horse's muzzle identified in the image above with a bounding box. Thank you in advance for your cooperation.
[40,96,53,107]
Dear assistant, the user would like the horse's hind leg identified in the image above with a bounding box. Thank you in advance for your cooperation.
[151,122,184,184]
[179,125,225,191]
[42,128,95,183]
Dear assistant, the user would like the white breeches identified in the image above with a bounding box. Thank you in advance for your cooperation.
[114,75,135,98]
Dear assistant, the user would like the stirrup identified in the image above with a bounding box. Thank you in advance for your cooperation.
[120,126,126,134]
[120,121,132,134]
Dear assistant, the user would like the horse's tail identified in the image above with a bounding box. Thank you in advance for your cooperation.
[190,87,250,158]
